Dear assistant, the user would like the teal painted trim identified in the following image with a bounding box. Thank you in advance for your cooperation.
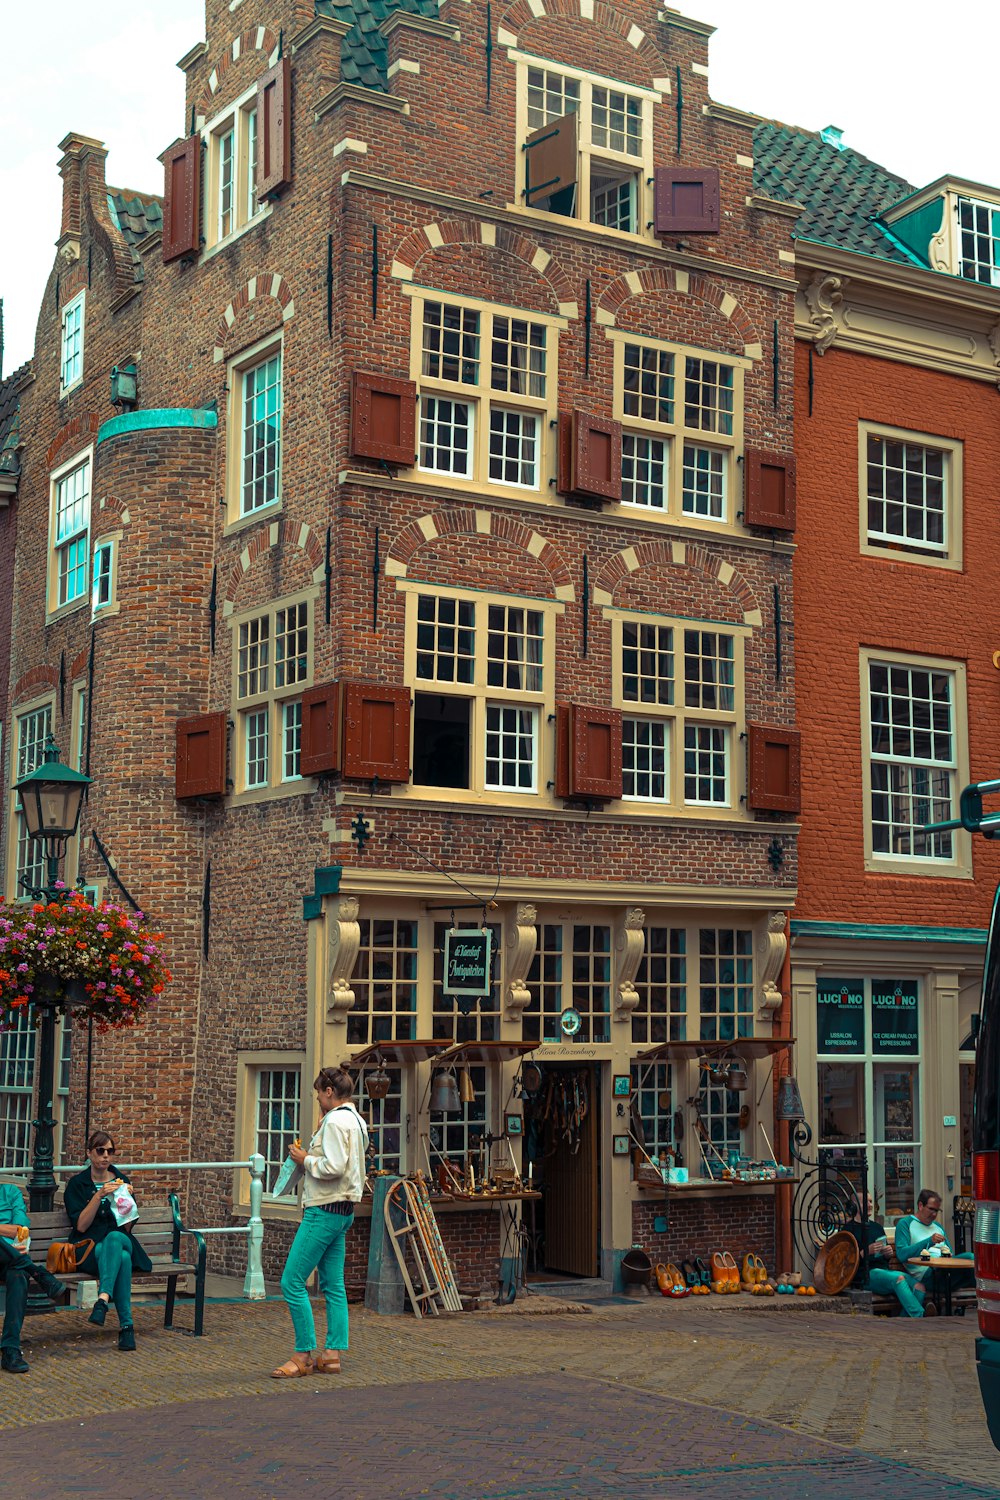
[97,408,218,444]
[791,919,987,945]
[302,864,343,920]
[870,218,932,268]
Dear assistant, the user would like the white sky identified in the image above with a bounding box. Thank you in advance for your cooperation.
[2,0,995,374]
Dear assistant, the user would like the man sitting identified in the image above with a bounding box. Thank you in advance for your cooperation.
[894,1187,975,1312]
[0,1181,67,1374]
[845,1192,931,1317]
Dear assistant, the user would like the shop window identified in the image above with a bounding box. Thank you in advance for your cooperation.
[366,1067,403,1174]
[232,593,312,794]
[816,977,921,1217]
[860,423,961,568]
[698,1065,744,1161]
[347,918,419,1047]
[227,339,282,522]
[611,335,745,528]
[864,654,962,867]
[521,923,565,1045]
[630,927,687,1045]
[520,922,611,1044]
[49,451,91,614]
[59,291,85,394]
[520,63,651,237]
[429,1063,487,1170]
[8,701,53,898]
[630,1061,676,1170]
[697,928,753,1043]
[407,292,557,496]
[405,585,556,802]
[432,922,501,1043]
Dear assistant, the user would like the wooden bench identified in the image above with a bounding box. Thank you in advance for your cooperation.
[8,1193,208,1336]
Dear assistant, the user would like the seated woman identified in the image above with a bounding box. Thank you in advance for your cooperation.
[894,1186,975,1311]
[845,1192,929,1317]
[64,1129,152,1351]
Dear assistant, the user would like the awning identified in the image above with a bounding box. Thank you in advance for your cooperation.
[636,1037,795,1063]
[432,1040,540,1066]
[343,1040,455,1067]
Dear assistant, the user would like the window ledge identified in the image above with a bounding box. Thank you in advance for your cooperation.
[45,597,89,628]
[861,543,962,573]
[864,857,973,881]
[202,204,273,261]
[223,499,283,538]
[229,780,315,808]
[59,378,84,400]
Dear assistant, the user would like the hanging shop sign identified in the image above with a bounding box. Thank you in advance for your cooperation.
[816,978,865,1054]
[871,980,919,1054]
[443,928,493,999]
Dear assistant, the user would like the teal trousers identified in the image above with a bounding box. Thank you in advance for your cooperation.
[280,1206,354,1354]
[868,1265,927,1317]
[95,1231,133,1326]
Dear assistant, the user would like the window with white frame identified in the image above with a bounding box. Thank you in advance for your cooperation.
[520,921,611,1044]
[867,658,956,861]
[630,1060,676,1167]
[406,585,555,799]
[613,613,743,811]
[347,918,419,1046]
[958,195,1000,285]
[60,291,85,393]
[630,926,687,1045]
[228,342,282,520]
[410,293,556,494]
[521,62,651,235]
[0,1009,35,1170]
[233,594,311,793]
[204,89,261,249]
[699,1065,744,1160]
[429,1063,487,1168]
[254,1066,302,1191]
[92,538,115,612]
[366,1067,402,1173]
[697,927,754,1043]
[10,702,53,898]
[49,454,91,612]
[613,336,743,525]
[861,424,961,565]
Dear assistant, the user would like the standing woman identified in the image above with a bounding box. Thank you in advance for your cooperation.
[64,1130,152,1351]
[272,1067,369,1378]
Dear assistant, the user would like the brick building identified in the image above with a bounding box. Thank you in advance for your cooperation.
[758,123,1000,1224]
[1,1,803,1290]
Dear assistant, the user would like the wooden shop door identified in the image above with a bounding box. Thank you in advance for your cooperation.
[544,1066,599,1277]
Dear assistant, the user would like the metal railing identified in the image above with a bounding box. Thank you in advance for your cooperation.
[2,1154,268,1299]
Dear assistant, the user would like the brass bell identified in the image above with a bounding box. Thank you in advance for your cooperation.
[365,1064,391,1102]
[776,1074,805,1123]
[430,1069,461,1112]
[458,1067,476,1105]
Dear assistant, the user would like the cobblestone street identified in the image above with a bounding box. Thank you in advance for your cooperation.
[1,1290,996,1497]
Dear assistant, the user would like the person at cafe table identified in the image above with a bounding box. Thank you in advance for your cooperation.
[845,1192,933,1318]
[894,1187,974,1308]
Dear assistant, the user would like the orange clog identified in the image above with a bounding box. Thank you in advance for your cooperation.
[654,1263,672,1296]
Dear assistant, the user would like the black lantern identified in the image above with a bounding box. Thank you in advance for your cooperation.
[14,737,91,894]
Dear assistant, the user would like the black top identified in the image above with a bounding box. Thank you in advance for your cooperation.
[845,1218,890,1287]
[64,1166,153,1277]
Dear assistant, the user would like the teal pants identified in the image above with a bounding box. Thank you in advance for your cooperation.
[280,1207,354,1354]
[868,1265,927,1317]
[95,1231,133,1327]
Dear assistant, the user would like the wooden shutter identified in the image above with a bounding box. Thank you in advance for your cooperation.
[744,448,796,532]
[257,58,292,200]
[162,136,201,263]
[342,683,411,783]
[571,412,622,502]
[523,109,578,207]
[747,723,801,813]
[175,712,227,799]
[653,168,720,235]
[300,681,342,777]
[350,372,417,465]
[554,704,623,800]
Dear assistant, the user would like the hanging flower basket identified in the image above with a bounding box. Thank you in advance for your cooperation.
[0,890,171,1035]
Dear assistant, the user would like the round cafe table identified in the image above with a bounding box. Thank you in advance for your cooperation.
[906,1253,975,1316]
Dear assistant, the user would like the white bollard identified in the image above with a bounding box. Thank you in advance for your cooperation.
[244,1153,266,1300]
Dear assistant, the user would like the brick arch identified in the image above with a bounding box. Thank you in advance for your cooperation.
[46,414,101,470]
[222,517,325,610]
[213,273,296,362]
[386,509,575,601]
[591,540,762,625]
[94,494,132,531]
[391,220,576,314]
[496,0,663,83]
[70,648,90,680]
[196,25,281,120]
[12,665,59,705]
[597,267,763,358]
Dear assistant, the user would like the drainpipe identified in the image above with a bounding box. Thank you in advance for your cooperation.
[774,913,793,1276]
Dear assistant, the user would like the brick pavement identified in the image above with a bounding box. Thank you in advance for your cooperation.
[0,1293,996,1498]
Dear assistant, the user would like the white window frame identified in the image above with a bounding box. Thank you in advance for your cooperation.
[405,287,563,498]
[957,194,1000,286]
[7,699,54,900]
[203,84,266,253]
[48,448,92,617]
[402,582,561,804]
[227,335,282,525]
[609,608,748,817]
[513,53,658,240]
[235,1052,304,1219]
[60,290,85,394]
[858,422,962,571]
[860,647,971,877]
[231,590,315,798]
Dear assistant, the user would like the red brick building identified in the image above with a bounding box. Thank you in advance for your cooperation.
[1,3,802,1290]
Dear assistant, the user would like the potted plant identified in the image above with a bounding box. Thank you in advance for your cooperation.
[0,889,171,1034]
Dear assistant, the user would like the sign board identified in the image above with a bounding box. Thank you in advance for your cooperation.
[872,980,919,1054]
[442,928,492,999]
[816,978,865,1054]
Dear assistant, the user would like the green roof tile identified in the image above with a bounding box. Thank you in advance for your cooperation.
[316,0,439,92]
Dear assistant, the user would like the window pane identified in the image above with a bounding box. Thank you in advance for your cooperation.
[491,318,546,398]
[245,709,269,787]
[282,700,302,781]
[570,924,612,1044]
[591,171,635,233]
[698,928,753,1042]
[485,705,536,791]
[621,621,673,704]
[523,923,564,1045]
[61,299,83,388]
[622,718,668,802]
[683,629,734,711]
[622,433,667,509]
[218,127,235,238]
[681,442,725,519]
[526,67,580,131]
[415,594,475,683]
[422,301,480,384]
[349,918,419,1046]
[866,436,946,553]
[274,602,309,688]
[622,344,673,423]
[684,725,728,805]
[241,354,281,513]
[683,357,734,435]
[256,1068,300,1183]
[486,605,543,691]
[818,1062,865,1144]
[488,408,538,488]
[419,397,472,476]
[55,460,91,606]
[868,661,954,858]
[630,1061,675,1161]
[238,615,270,698]
[631,928,686,1046]
[591,87,642,156]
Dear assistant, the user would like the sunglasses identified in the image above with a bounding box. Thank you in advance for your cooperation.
[93,1146,114,1155]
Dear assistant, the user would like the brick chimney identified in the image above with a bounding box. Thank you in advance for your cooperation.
[57,133,108,246]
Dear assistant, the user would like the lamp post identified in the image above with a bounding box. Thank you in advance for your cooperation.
[14,737,91,1213]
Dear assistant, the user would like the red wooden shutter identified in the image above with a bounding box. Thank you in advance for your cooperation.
[653,168,720,235]
[257,58,292,200]
[162,136,201,264]
[350,372,417,465]
[554,705,622,800]
[300,681,342,777]
[571,412,622,502]
[747,724,801,813]
[523,109,578,207]
[744,448,796,532]
[342,683,411,783]
[175,712,227,799]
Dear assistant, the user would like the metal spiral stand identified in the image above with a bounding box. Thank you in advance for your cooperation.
[789,1121,870,1287]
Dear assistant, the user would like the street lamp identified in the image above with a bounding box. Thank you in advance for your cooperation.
[14,737,91,1213]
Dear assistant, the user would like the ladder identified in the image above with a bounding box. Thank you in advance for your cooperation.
[384,1174,463,1317]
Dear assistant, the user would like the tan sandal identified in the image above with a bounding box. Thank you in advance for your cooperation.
[270,1353,315,1379]
[314,1350,341,1374]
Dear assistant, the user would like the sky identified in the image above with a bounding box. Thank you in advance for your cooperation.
[2,0,995,375]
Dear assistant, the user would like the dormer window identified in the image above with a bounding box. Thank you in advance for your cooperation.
[957,196,1000,285]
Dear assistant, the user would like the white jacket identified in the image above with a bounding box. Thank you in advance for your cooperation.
[303,1102,369,1206]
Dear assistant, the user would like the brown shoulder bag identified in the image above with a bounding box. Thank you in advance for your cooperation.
[46,1238,94,1274]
